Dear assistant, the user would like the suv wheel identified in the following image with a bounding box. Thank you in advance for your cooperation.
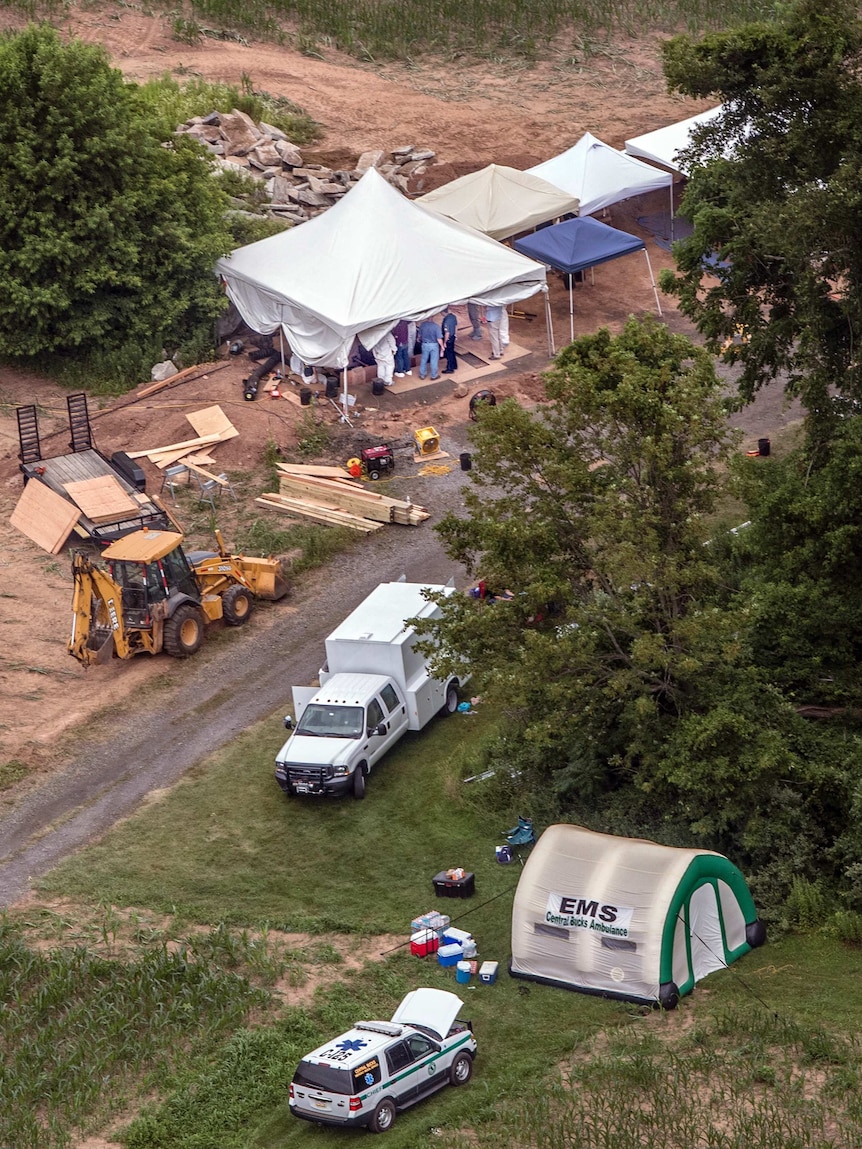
[450,1052,473,1085]
[369,1098,396,1133]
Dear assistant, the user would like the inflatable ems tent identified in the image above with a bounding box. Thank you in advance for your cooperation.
[510,824,765,1009]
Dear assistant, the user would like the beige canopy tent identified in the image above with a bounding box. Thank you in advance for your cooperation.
[416,164,579,242]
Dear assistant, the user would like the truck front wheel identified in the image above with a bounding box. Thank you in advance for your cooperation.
[353,765,367,800]
[441,682,459,715]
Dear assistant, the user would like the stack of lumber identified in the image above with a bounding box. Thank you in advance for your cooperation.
[255,463,430,532]
[127,405,239,470]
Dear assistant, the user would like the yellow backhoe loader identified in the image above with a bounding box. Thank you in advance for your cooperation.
[69,528,289,666]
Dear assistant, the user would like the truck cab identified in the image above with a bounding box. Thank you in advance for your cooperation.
[275,673,410,799]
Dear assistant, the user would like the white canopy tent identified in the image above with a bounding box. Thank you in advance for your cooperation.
[624,106,724,175]
[527,132,673,218]
[415,164,579,242]
[215,168,549,379]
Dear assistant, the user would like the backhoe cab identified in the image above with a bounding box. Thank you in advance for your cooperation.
[69,528,288,667]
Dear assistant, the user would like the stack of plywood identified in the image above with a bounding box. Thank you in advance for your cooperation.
[254,463,430,532]
[127,405,239,469]
[63,476,140,523]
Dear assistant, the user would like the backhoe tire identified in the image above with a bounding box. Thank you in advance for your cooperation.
[222,584,254,627]
[163,604,205,658]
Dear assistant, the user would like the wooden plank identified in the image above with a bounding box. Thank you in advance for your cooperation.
[278,475,394,523]
[127,432,222,460]
[64,476,140,521]
[182,451,217,466]
[137,361,215,400]
[186,404,239,442]
[255,495,382,533]
[10,480,81,554]
[276,463,356,479]
[182,461,229,486]
[277,472,389,504]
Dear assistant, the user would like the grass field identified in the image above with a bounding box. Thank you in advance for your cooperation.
[3,700,859,1148]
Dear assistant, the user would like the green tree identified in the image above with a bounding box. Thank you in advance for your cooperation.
[0,24,231,361]
[659,0,862,418]
[424,317,739,805]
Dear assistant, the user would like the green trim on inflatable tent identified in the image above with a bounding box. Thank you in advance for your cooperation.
[510,825,765,1009]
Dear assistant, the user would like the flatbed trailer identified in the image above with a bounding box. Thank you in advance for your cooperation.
[17,393,170,545]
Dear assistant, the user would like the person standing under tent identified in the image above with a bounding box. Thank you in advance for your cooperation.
[372,330,397,386]
[393,319,412,377]
[441,305,458,374]
[485,304,504,359]
[418,314,443,380]
[500,306,510,349]
[467,300,483,340]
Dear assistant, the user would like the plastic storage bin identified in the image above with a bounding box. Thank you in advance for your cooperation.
[437,943,464,968]
[433,871,476,898]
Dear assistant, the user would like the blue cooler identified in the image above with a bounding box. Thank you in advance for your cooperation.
[437,943,464,968]
[479,960,499,984]
[455,961,472,984]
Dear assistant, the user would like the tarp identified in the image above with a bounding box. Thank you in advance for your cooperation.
[527,132,673,217]
[513,216,662,339]
[624,106,723,174]
[415,164,579,242]
[215,168,547,367]
[510,825,765,1008]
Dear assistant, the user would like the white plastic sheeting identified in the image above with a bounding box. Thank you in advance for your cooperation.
[527,132,673,217]
[215,168,547,367]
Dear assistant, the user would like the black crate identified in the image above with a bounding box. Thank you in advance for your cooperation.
[432,871,475,898]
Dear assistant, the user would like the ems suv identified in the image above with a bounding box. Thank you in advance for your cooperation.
[289,988,476,1133]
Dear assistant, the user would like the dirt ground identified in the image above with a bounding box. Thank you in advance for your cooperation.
[0,9,805,801]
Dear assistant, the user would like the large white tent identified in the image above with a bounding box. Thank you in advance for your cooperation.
[415,164,579,242]
[215,168,548,368]
[527,132,673,218]
[624,106,723,174]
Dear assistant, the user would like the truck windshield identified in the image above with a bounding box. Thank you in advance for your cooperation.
[296,704,364,738]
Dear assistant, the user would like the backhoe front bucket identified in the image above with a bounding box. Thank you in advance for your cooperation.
[237,556,290,600]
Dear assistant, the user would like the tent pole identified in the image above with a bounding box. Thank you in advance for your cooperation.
[544,287,555,358]
[279,329,286,377]
[569,278,574,343]
[341,366,349,422]
[669,181,674,244]
[644,250,663,317]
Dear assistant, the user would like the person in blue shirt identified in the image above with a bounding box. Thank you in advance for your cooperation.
[440,305,458,374]
[418,315,443,380]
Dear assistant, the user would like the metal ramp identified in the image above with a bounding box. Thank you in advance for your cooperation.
[16,405,42,466]
[67,392,93,453]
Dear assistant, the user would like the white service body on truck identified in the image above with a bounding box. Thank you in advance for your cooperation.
[275,582,466,798]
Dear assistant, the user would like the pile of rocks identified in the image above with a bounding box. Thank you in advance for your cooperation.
[176,109,436,224]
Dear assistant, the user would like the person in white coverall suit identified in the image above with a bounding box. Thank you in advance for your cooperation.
[372,331,397,385]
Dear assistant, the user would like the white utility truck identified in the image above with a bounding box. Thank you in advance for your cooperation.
[274,581,465,799]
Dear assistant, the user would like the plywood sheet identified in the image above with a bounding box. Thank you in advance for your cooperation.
[10,480,82,554]
[186,405,239,442]
[64,476,139,522]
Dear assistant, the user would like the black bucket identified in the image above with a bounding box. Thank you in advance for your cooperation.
[758,437,771,457]
[460,452,472,472]
[371,379,385,397]
[300,387,312,406]
[325,376,339,399]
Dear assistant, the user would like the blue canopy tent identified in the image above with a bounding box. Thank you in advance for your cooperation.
[513,216,662,343]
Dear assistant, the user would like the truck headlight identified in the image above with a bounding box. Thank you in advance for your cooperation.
[331,765,349,777]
